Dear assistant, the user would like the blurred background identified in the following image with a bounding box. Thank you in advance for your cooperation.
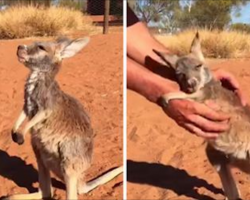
[0,0,123,38]
[0,0,123,16]
[128,0,250,58]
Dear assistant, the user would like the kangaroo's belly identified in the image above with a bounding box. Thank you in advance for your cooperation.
[207,112,250,174]
[208,117,250,159]
[198,83,250,160]
[31,126,93,180]
[31,130,64,180]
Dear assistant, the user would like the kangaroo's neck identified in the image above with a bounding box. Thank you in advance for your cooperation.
[26,70,57,92]
[24,70,60,117]
[201,67,213,87]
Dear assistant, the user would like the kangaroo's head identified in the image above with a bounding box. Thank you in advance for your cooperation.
[154,32,212,93]
[17,37,90,74]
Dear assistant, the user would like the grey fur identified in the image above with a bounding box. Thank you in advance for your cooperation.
[155,32,250,200]
[8,37,123,200]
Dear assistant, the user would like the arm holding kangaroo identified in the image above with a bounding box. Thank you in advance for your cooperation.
[153,33,246,139]
[127,8,231,139]
[161,70,246,105]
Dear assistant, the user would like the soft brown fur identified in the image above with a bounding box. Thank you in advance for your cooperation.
[154,33,248,200]
[8,37,123,200]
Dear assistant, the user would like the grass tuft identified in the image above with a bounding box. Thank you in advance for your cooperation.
[155,29,250,58]
[0,5,97,39]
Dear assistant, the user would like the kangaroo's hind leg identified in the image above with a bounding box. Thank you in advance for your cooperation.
[78,166,123,194]
[64,170,78,200]
[2,167,48,200]
[2,192,42,200]
[206,145,241,200]
[37,157,53,198]
[3,148,53,200]
[32,144,53,199]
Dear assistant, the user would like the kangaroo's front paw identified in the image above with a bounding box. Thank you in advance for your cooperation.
[0,195,10,200]
[11,130,24,145]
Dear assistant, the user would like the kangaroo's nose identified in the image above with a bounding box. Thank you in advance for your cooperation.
[187,78,198,88]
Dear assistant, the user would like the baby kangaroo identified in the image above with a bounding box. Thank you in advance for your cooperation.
[8,37,123,200]
[154,32,250,200]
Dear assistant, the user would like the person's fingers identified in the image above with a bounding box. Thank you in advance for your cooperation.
[193,103,230,121]
[183,123,219,139]
[222,73,239,89]
[204,100,221,111]
[188,114,229,133]
[214,70,247,106]
[214,70,239,89]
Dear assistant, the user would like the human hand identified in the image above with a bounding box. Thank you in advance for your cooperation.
[163,99,230,139]
[213,69,247,106]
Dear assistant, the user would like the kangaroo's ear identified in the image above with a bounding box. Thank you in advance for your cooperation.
[58,37,90,59]
[153,49,179,68]
[190,32,205,62]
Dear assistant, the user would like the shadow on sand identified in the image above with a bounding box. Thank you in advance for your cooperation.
[127,159,223,200]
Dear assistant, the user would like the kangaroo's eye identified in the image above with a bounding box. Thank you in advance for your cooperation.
[38,45,46,51]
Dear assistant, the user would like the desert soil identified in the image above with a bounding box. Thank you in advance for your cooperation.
[0,32,123,199]
[127,59,250,200]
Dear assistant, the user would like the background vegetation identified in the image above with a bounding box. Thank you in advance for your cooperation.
[128,0,250,58]
[129,0,247,31]
[156,29,250,58]
[0,5,96,39]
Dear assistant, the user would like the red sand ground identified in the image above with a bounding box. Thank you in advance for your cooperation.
[127,59,250,200]
[0,32,123,199]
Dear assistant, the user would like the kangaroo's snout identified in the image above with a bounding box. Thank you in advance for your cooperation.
[17,45,28,63]
[187,78,198,88]
[17,45,27,50]
[186,78,199,93]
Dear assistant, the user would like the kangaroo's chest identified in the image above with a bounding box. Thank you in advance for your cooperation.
[31,129,64,179]
[24,72,41,118]
[24,71,54,118]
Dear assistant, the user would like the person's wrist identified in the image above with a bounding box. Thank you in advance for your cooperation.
[150,76,180,106]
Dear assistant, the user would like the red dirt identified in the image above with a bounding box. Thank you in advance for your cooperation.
[127,59,250,200]
[0,32,123,199]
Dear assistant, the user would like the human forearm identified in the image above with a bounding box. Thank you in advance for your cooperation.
[127,22,170,66]
[127,57,179,103]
